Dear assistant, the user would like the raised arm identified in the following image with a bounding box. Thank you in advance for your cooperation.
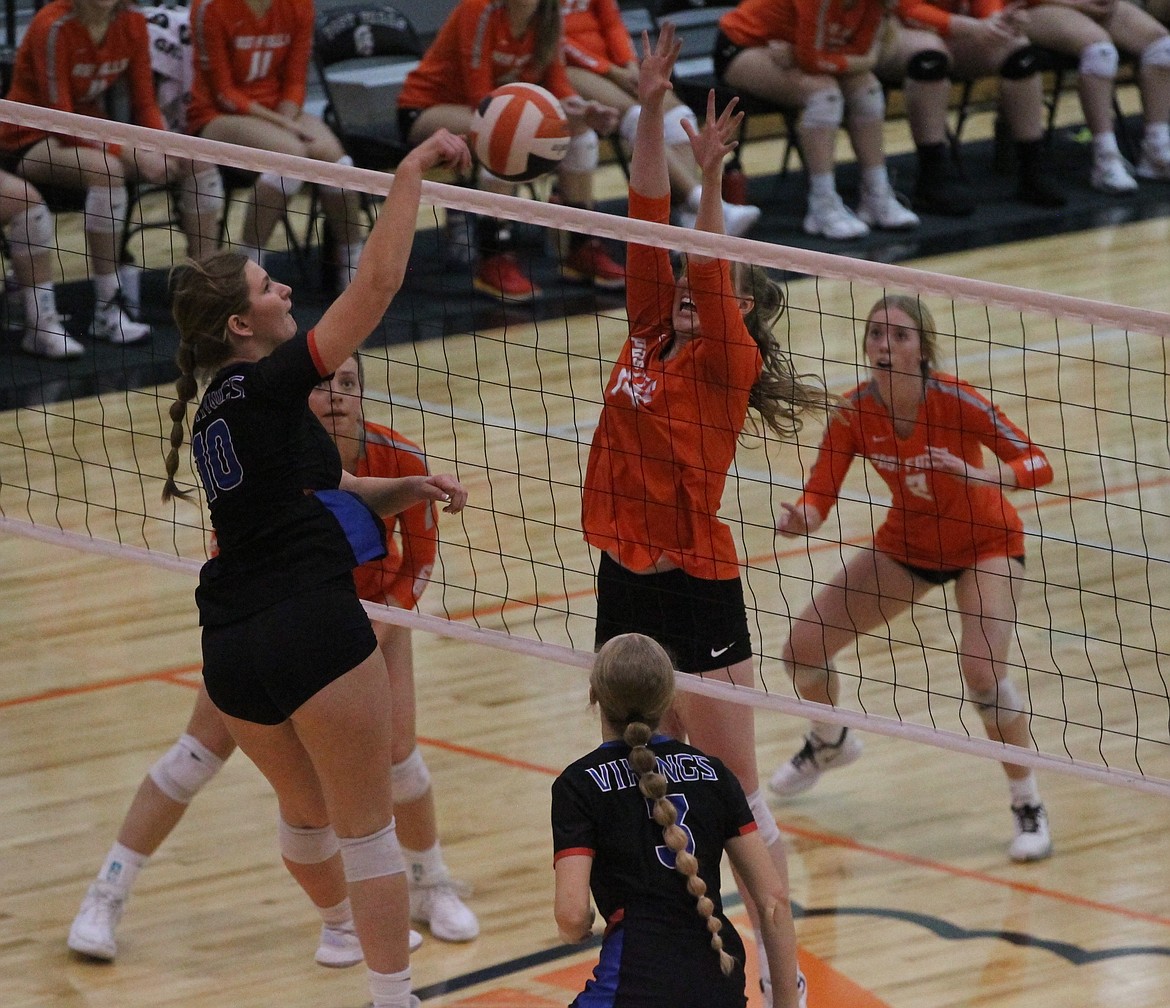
[312,130,470,375]
[629,24,682,199]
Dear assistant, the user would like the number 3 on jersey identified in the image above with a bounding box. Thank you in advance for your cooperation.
[649,793,695,868]
[192,418,243,502]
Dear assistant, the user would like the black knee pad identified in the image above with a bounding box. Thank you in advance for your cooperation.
[1000,45,1041,81]
[906,50,950,82]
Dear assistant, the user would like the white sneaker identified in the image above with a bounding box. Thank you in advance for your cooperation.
[314,922,422,967]
[1009,802,1053,862]
[67,882,125,960]
[857,185,920,231]
[769,728,863,798]
[410,877,479,942]
[802,193,869,240]
[1136,139,1170,181]
[92,301,150,344]
[722,200,762,237]
[1091,152,1138,194]
[760,970,808,1008]
[22,312,83,359]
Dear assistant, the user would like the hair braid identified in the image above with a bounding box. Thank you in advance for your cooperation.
[624,720,735,976]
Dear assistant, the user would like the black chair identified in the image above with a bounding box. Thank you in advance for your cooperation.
[1035,47,1136,160]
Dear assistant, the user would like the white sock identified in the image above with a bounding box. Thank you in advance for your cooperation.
[93,272,118,307]
[1008,774,1041,807]
[810,722,844,744]
[861,165,889,194]
[319,897,352,927]
[1145,122,1170,150]
[1093,132,1121,158]
[685,184,702,211]
[23,284,57,324]
[368,965,412,1008]
[403,842,447,887]
[97,842,147,893]
[808,172,836,199]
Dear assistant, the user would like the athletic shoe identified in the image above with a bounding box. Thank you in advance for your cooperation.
[675,200,763,238]
[1136,140,1170,181]
[1091,152,1139,194]
[769,728,863,798]
[562,238,625,290]
[314,922,423,967]
[22,312,83,359]
[760,970,808,1008]
[802,193,868,240]
[912,174,977,217]
[410,877,480,942]
[445,209,475,267]
[1009,802,1053,862]
[92,301,150,344]
[67,882,125,961]
[473,252,539,302]
[857,185,919,230]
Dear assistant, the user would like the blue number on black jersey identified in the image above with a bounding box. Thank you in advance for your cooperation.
[192,417,244,502]
[650,792,696,869]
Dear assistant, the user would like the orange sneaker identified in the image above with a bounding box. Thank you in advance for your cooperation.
[562,238,625,290]
[473,253,539,302]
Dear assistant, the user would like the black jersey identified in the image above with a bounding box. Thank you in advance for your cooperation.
[552,736,755,1008]
[191,332,382,626]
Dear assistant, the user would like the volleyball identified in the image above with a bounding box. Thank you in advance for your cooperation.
[469,83,571,183]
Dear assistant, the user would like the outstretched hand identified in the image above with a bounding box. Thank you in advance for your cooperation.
[418,473,468,514]
[775,501,822,538]
[683,90,743,177]
[404,128,472,174]
[637,23,682,106]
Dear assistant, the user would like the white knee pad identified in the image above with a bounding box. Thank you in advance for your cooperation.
[1141,35,1170,69]
[339,820,407,882]
[799,88,844,130]
[967,679,1026,728]
[746,789,782,848]
[619,104,642,147]
[847,79,885,124]
[181,166,225,214]
[84,185,127,235]
[257,171,303,200]
[1080,41,1119,79]
[663,104,697,145]
[560,129,599,172]
[390,747,432,804]
[278,816,341,864]
[320,155,354,199]
[147,732,226,804]
[6,202,53,250]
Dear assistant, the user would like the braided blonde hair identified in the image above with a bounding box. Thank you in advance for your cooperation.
[590,634,736,976]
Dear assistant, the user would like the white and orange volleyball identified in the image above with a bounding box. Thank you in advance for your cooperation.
[469,83,571,183]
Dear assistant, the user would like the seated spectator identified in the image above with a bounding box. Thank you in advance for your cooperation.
[0,171,78,359]
[0,0,223,348]
[188,0,365,290]
[714,0,927,240]
[398,0,622,302]
[890,0,1067,207]
[1024,0,1170,191]
[561,0,761,236]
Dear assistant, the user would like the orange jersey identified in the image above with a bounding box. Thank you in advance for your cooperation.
[581,190,762,580]
[895,0,1004,37]
[352,421,438,610]
[798,373,1053,569]
[187,0,313,134]
[561,0,635,76]
[0,0,165,153]
[398,0,574,110]
[719,0,885,76]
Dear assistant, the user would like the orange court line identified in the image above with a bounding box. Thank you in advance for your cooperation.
[0,661,202,710]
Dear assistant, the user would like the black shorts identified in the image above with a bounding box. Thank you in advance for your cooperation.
[201,575,377,725]
[397,107,423,144]
[712,30,747,82]
[594,552,752,674]
[897,555,1025,586]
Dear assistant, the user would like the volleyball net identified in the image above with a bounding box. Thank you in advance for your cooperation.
[2,102,1169,797]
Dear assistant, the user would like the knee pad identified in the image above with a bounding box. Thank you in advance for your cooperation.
[663,104,697,145]
[339,820,407,882]
[180,166,225,214]
[847,78,886,124]
[906,49,951,82]
[999,45,1042,81]
[320,155,354,199]
[799,88,844,130]
[6,202,53,250]
[619,104,642,147]
[1080,41,1119,79]
[84,185,127,235]
[278,816,341,864]
[967,679,1026,727]
[390,747,432,804]
[147,732,226,804]
[560,129,599,172]
[257,170,303,200]
[1141,35,1170,69]
[746,790,782,848]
